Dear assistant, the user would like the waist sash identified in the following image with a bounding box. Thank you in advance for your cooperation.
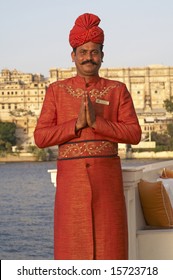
[58,140,118,160]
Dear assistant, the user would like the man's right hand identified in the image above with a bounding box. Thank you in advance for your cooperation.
[75,94,87,131]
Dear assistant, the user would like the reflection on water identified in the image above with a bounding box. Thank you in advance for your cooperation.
[0,158,170,259]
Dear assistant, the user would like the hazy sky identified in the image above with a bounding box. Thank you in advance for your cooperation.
[1,0,173,77]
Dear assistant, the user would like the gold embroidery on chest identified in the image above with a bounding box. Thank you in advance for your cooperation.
[58,84,118,99]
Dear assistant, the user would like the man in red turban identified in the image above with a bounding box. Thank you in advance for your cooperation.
[34,13,141,260]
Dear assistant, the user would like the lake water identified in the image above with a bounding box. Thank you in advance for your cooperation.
[0,159,169,260]
[0,161,56,260]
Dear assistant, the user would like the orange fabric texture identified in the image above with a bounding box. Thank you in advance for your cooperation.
[161,168,173,178]
[55,157,128,259]
[138,179,173,228]
[69,13,104,48]
[34,75,141,259]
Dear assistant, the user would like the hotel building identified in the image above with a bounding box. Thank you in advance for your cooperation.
[0,65,173,148]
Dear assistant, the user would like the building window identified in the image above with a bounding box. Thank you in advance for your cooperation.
[2,105,5,109]
[137,91,140,94]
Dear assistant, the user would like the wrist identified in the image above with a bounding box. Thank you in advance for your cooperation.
[91,121,96,129]
[75,120,84,132]
[75,122,81,132]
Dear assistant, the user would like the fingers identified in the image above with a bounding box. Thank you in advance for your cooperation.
[85,93,96,127]
[75,94,87,131]
[76,93,96,131]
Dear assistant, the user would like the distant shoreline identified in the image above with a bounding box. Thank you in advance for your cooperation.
[0,153,37,163]
[1,151,173,163]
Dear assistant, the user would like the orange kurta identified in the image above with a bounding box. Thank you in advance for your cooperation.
[34,75,141,260]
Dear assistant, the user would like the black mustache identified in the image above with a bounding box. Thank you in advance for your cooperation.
[81,60,97,65]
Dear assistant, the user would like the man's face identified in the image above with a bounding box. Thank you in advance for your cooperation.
[71,41,104,77]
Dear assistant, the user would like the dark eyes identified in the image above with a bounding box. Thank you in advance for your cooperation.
[79,50,99,55]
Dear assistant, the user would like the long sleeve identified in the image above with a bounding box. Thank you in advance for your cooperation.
[34,85,80,148]
[93,85,142,144]
[34,78,141,149]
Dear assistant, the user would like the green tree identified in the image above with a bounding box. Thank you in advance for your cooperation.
[0,122,16,151]
[167,123,173,137]
[151,131,170,147]
[27,145,54,161]
[163,98,173,150]
[163,97,173,113]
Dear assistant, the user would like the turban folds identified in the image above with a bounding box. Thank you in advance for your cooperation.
[69,13,104,48]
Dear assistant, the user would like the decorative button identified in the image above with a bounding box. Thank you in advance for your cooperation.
[86,163,90,168]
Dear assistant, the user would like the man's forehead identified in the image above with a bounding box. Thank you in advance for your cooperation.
[77,42,101,51]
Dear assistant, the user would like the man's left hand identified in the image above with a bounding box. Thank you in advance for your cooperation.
[85,93,96,128]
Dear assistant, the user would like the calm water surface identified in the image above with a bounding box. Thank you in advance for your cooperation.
[0,159,169,259]
[0,161,56,260]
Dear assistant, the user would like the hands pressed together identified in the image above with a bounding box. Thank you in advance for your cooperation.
[75,92,96,132]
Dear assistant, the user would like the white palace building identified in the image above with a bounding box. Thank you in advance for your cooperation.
[0,65,173,148]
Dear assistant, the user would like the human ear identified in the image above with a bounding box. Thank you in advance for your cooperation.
[71,51,75,62]
[101,52,104,62]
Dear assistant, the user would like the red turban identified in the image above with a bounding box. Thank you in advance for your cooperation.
[69,13,104,48]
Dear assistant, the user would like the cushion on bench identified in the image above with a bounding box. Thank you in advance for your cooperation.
[138,179,173,228]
